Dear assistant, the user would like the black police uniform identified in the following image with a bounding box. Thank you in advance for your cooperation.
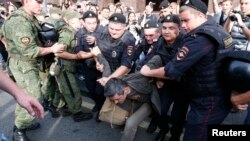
[97,29,136,73]
[75,23,104,111]
[164,17,233,141]
[153,32,190,140]
[134,37,158,72]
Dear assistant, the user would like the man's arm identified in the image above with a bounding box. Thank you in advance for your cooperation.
[38,43,65,56]
[140,65,170,79]
[231,91,250,105]
[212,0,220,14]
[0,70,44,119]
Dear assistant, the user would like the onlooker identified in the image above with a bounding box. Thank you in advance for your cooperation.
[224,0,250,51]
[213,0,232,26]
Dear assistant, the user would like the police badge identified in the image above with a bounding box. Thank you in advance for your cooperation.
[112,50,117,58]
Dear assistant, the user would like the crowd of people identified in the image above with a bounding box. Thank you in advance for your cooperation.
[1,0,250,141]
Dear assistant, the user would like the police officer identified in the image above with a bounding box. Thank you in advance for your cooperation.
[140,0,233,141]
[91,13,136,120]
[75,11,104,112]
[158,0,171,24]
[150,14,189,141]
[2,0,65,141]
[134,20,161,72]
[52,9,93,121]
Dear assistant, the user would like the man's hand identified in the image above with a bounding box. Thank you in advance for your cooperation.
[90,46,101,56]
[76,51,92,59]
[231,91,248,111]
[97,77,110,86]
[96,61,104,72]
[51,43,65,53]
[86,35,96,45]
[140,65,151,76]
[15,93,45,119]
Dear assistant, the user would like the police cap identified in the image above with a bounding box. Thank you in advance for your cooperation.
[109,13,126,24]
[144,20,159,29]
[49,7,61,15]
[181,0,207,15]
[159,0,169,9]
[81,11,97,19]
[162,14,181,26]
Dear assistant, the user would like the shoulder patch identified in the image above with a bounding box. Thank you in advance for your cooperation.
[223,36,233,48]
[127,46,133,56]
[21,37,30,46]
[177,47,189,61]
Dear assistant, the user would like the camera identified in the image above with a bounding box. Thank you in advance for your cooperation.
[0,11,5,15]
[77,5,81,9]
[229,10,241,21]
[132,20,137,25]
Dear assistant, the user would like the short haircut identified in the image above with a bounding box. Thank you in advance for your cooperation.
[180,5,205,16]
[104,78,127,97]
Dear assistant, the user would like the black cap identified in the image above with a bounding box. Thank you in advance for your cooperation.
[162,14,181,26]
[109,13,126,24]
[159,0,169,9]
[81,11,97,19]
[181,0,207,15]
[144,20,159,29]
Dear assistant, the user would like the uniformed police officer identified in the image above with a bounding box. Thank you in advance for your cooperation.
[134,20,161,72]
[2,0,65,141]
[75,11,104,112]
[158,0,171,24]
[91,13,136,121]
[150,14,189,141]
[52,9,93,121]
[141,0,233,141]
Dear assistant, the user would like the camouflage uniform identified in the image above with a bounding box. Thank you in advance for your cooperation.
[55,24,83,114]
[42,15,67,109]
[2,8,42,129]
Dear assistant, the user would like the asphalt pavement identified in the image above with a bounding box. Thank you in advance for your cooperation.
[0,90,247,141]
[0,90,157,141]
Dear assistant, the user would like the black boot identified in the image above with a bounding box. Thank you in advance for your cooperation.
[155,129,167,141]
[13,126,30,141]
[95,110,101,122]
[147,118,157,134]
[25,122,41,131]
[73,111,93,122]
[47,104,60,118]
[59,106,72,117]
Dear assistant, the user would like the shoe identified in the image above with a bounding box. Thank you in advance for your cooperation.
[95,110,101,123]
[59,106,72,117]
[25,122,41,131]
[42,100,50,111]
[146,119,157,134]
[47,104,60,118]
[92,105,101,112]
[155,130,167,141]
[13,126,31,141]
[73,111,93,122]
